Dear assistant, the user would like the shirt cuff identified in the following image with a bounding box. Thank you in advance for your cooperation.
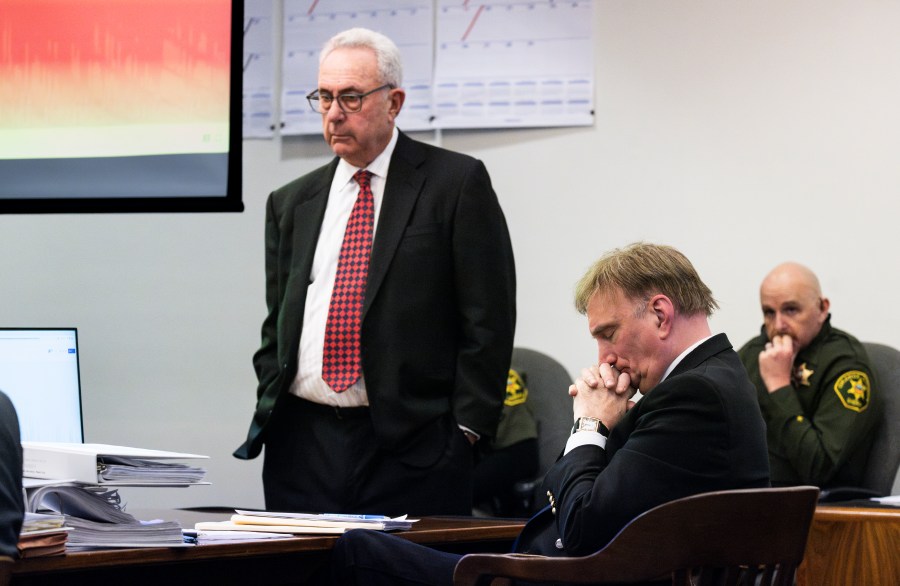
[564,430,607,455]
[458,424,480,441]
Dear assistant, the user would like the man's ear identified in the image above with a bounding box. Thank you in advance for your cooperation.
[388,88,406,120]
[650,295,674,339]
[818,296,831,325]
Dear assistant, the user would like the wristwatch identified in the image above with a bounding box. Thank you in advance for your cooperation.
[572,417,610,437]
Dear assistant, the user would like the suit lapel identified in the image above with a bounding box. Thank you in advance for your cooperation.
[363,132,426,315]
[279,163,334,361]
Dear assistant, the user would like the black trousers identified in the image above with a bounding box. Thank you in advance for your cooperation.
[262,393,474,516]
[332,528,459,586]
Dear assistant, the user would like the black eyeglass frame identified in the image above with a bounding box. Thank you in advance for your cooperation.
[306,84,394,114]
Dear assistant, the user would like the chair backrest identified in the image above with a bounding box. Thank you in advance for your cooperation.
[862,342,900,495]
[510,347,572,479]
[454,486,820,586]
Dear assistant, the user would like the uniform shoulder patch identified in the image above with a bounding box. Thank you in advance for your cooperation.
[833,370,871,413]
[505,369,528,406]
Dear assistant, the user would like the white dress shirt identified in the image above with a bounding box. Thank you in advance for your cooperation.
[289,128,399,407]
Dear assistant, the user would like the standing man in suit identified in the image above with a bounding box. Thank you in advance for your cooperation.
[234,28,516,517]
[738,262,882,489]
[330,242,770,585]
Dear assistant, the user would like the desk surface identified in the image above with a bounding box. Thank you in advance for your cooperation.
[798,504,900,586]
[14,503,899,585]
[11,511,525,585]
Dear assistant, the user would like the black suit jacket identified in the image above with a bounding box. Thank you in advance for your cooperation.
[0,390,24,560]
[235,132,516,465]
[515,334,770,557]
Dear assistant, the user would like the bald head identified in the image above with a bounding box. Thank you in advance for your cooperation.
[761,262,822,299]
[759,262,830,352]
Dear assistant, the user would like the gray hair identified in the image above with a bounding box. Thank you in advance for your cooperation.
[320,28,403,88]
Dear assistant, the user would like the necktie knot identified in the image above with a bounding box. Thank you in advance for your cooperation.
[354,169,373,191]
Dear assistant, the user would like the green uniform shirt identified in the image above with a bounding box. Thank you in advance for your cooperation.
[738,317,882,488]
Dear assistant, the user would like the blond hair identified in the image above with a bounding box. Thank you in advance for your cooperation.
[574,242,718,316]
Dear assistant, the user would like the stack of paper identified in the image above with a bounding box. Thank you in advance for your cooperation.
[194,510,417,536]
[98,455,207,484]
[22,442,209,486]
[17,512,70,558]
[27,484,137,524]
[26,483,189,549]
[63,517,187,550]
[183,529,294,545]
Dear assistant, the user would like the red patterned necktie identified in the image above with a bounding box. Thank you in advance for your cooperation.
[322,170,374,392]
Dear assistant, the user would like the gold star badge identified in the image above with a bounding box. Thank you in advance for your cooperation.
[793,362,814,387]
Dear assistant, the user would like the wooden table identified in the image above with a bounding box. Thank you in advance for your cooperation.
[10,510,525,585]
[797,504,900,586]
[16,503,897,585]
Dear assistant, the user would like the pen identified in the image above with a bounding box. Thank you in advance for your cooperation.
[324,514,390,520]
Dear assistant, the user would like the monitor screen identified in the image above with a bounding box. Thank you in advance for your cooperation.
[0,328,84,443]
[0,0,243,214]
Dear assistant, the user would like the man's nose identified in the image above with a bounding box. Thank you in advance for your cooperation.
[325,103,345,122]
[774,313,788,332]
[599,350,618,367]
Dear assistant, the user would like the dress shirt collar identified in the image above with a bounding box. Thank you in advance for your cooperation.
[660,334,715,383]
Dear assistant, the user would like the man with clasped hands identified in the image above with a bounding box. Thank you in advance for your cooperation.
[330,243,769,585]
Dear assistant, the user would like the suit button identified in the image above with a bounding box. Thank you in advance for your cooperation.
[555,538,564,549]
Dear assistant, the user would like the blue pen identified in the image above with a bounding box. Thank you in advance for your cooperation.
[325,514,390,520]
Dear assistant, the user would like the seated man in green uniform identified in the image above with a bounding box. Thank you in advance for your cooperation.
[738,262,883,491]
[473,368,539,516]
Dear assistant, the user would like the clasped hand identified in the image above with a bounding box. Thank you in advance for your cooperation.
[568,363,637,431]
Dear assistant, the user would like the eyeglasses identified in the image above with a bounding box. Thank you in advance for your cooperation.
[306,84,393,114]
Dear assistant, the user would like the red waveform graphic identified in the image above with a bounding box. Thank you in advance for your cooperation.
[0,0,232,129]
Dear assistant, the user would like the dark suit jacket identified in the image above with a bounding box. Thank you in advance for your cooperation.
[235,131,516,465]
[515,334,770,557]
[0,390,24,560]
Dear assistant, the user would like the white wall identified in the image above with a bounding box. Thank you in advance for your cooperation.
[2,1,897,509]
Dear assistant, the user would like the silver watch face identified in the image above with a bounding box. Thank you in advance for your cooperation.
[579,418,600,432]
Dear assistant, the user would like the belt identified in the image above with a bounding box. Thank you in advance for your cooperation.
[288,394,370,420]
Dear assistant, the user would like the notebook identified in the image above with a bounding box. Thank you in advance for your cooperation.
[0,328,84,443]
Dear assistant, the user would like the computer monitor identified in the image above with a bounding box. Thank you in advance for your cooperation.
[0,328,84,443]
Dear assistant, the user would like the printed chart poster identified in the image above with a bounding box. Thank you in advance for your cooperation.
[244,0,277,139]
[281,0,433,136]
[434,0,594,129]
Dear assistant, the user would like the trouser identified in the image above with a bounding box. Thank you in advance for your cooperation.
[262,393,474,516]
